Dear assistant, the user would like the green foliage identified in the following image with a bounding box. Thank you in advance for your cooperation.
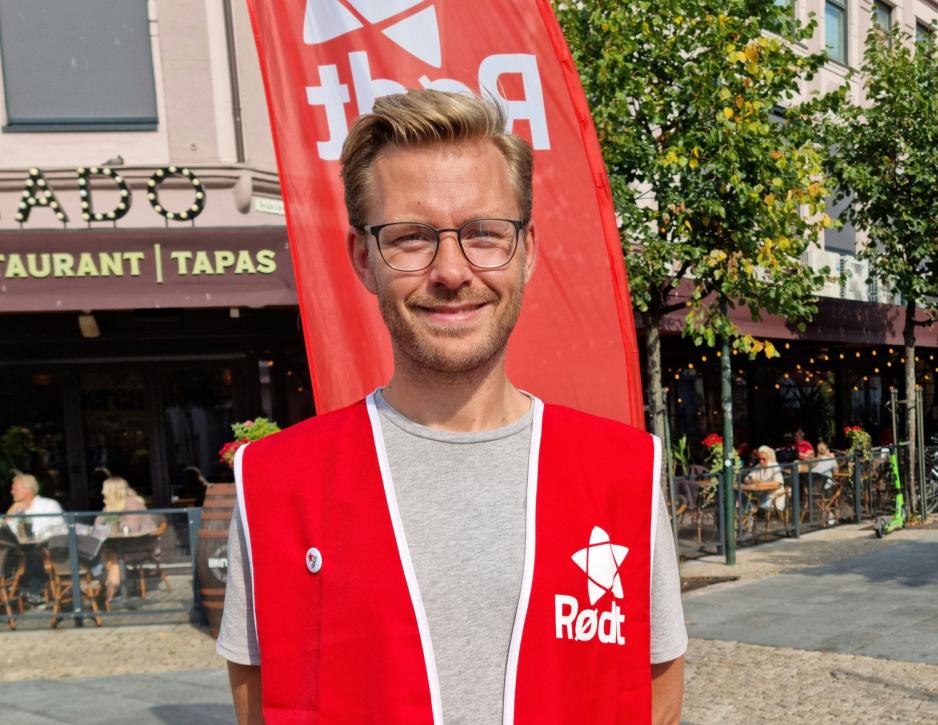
[820,27,938,308]
[844,426,872,463]
[555,0,832,355]
[671,434,691,477]
[0,425,36,485]
[231,417,281,442]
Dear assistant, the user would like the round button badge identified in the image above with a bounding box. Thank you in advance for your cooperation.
[305,547,323,574]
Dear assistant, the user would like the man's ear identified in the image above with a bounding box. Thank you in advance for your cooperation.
[347,226,377,294]
[521,222,537,284]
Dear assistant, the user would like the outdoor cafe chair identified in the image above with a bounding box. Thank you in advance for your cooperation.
[798,470,842,527]
[119,515,173,600]
[0,526,26,622]
[0,541,24,630]
[674,465,718,545]
[740,484,790,542]
[42,534,105,628]
[819,474,846,526]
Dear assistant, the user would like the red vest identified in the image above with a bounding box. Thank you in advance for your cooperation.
[236,394,659,724]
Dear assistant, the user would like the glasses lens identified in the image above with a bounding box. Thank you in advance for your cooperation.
[460,219,518,268]
[376,223,438,271]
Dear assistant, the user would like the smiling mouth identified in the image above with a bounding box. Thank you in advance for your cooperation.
[415,302,488,324]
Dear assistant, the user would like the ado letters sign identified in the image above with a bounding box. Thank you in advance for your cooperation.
[14,165,207,225]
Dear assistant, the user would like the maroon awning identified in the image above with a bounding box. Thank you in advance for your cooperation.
[0,226,296,312]
[636,280,935,347]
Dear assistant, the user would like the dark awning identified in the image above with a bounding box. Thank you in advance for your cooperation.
[0,226,296,312]
[637,279,933,347]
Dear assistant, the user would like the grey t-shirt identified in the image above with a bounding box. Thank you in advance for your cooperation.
[217,393,687,722]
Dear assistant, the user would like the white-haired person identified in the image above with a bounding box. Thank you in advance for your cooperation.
[5,473,64,540]
[742,445,787,513]
[94,476,156,601]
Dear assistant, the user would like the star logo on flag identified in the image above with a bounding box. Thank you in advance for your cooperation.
[304,0,442,67]
[571,526,629,605]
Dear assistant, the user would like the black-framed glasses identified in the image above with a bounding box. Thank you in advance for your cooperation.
[363,218,524,272]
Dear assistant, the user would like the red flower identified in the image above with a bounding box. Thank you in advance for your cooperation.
[702,433,723,448]
[218,439,247,465]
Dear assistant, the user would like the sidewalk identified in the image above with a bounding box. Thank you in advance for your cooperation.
[0,624,229,724]
[1,521,934,723]
[681,523,938,724]
[0,669,233,725]
[0,624,223,682]
[680,520,935,585]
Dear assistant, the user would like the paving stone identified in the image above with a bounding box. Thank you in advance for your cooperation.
[0,624,223,681]
[0,670,233,725]
[684,639,938,725]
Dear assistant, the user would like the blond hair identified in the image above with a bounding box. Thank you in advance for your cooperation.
[340,90,533,230]
[102,476,140,512]
[12,473,39,495]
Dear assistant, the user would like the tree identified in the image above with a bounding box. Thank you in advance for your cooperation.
[822,25,938,511]
[555,0,834,561]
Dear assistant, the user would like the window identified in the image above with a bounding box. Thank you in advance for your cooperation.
[917,21,935,46]
[873,1,892,41]
[825,0,848,65]
[824,195,856,255]
[0,0,157,131]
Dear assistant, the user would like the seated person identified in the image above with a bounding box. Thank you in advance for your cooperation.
[675,464,712,512]
[811,442,838,492]
[95,477,156,601]
[742,446,786,512]
[794,428,815,461]
[4,473,65,540]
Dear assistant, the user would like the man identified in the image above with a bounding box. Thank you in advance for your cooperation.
[217,90,686,724]
[794,428,815,461]
[5,473,64,540]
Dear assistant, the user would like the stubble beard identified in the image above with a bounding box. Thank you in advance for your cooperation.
[378,277,525,377]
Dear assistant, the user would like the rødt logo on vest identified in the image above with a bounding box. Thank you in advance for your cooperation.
[555,526,629,646]
[302,0,550,160]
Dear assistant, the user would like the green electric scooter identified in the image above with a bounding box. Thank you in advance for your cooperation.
[875,447,906,538]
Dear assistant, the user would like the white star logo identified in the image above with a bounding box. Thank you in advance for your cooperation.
[571,526,629,605]
[304,0,442,67]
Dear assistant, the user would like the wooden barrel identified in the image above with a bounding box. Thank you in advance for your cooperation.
[196,482,236,637]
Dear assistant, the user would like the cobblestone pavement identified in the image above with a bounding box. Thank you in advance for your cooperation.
[683,638,938,725]
[0,624,223,681]
[682,524,938,724]
[2,521,934,725]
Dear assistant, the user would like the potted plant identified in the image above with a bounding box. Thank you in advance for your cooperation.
[844,425,872,463]
[218,417,282,469]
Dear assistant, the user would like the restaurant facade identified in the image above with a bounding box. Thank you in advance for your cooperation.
[0,1,313,513]
[634,0,938,457]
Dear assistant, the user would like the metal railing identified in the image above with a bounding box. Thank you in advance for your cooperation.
[671,444,915,562]
[0,508,205,630]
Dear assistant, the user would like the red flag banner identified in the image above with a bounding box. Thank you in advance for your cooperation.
[246,0,645,426]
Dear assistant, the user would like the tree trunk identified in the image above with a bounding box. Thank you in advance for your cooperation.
[904,300,918,514]
[644,310,666,439]
[721,299,736,565]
